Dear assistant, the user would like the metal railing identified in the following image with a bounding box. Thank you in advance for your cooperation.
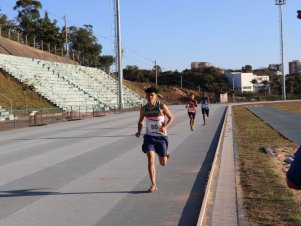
[0,103,142,132]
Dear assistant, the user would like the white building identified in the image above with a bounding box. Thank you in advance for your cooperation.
[225,72,269,93]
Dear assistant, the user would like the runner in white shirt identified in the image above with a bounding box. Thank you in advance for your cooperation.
[136,87,174,193]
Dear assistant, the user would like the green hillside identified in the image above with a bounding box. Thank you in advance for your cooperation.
[0,71,53,110]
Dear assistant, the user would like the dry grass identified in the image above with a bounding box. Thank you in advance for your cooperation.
[267,102,301,115]
[0,72,53,110]
[233,104,301,226]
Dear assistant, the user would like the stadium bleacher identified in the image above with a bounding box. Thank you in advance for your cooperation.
[0,54,145,111]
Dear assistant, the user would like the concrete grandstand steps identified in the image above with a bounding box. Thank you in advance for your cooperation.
[0,54,145,111]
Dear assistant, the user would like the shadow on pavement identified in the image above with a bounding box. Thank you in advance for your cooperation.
[178,107,227,226]
[0,188,148,197]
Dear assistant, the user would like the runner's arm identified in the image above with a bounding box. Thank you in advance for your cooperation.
[161,103,174,134]
[135,107,144,138]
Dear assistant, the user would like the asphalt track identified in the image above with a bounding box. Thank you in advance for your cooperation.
[248,106,301,145]
[0,105,226,226]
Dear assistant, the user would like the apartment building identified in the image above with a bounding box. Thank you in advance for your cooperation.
[289,60,301,74]
[191,62,211,70]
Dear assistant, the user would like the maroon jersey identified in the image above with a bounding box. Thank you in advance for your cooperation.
[187,100,198,113]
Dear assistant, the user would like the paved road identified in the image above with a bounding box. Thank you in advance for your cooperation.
[0,105,226,226]
[248,106,301,145]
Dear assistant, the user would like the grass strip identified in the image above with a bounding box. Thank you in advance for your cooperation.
[233,105,301,225]
[0,72,52,109]
[268,101,301,115]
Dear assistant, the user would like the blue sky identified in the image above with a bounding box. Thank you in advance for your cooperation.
[1,0,301,74]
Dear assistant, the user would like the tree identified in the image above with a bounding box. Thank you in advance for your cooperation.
[153,65,162,73]
[0,10,17,34]
[250,79,258,92]
[36,11,62,48]
[126,65,139,71]
[98,55,114,73]
[261,80,270,95]
[242,65,253,72]
[69,25,102,67]
[13,0,42,39]
[297,10,301,19]
[286,73,301,95]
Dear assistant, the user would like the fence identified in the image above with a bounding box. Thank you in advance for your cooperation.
[0,104,142,132]
[232,93,301,103]
[0,26,87,63]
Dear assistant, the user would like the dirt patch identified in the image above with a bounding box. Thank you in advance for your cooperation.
[269,146,301,201]
[124,81,217,105]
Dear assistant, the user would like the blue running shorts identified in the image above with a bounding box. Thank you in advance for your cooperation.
[142,134,168,157]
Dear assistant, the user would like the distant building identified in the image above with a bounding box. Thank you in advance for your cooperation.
[289,60,301,74]
[225,72,269,93]
[191,62,210,70]
[268,64,282,71]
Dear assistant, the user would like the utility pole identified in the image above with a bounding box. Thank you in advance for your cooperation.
[115,0,123,109]
[155,60,158,87]
[275,0,286,100]
[181,75,183,89]
[64,16,69,57]
[232,75,235,103]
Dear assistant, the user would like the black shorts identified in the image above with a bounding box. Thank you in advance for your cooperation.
[188,112,196,119]
[202,108,209,116]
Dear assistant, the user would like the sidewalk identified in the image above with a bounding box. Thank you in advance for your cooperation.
[199,102,301,226]
[210,106,238,226]
[197,106,246,226]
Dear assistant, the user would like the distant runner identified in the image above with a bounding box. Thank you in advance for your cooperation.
[136,87,174,193]
[201,92,210,126]
[186,93,198,131]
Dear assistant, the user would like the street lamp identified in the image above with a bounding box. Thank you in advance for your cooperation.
[275,0,286,100]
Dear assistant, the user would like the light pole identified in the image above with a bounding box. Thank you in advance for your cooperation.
[180,75,183,89]
[64,16,69,57]
[232,75,235,103]
[155,60,158,87]
[275,0,286,100]
[115,0,123,110]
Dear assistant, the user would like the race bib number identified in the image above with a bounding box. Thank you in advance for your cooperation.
[147,121,161,133]
[188,107,195,113]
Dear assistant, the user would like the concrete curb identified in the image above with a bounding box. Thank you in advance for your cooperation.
[232,106,248,226]
[196,106,228,226]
